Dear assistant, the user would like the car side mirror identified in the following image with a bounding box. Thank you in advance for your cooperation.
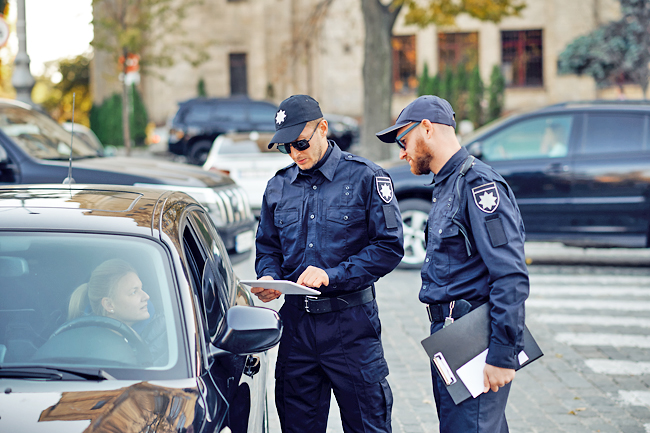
[209,305,282,358]
[466,141,483,159]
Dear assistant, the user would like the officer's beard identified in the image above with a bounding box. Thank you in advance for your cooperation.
[410,135,433,176]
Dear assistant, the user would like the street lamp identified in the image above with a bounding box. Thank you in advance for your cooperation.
[12,0,34,104]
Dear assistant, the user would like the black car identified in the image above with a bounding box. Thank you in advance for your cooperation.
[168,96,359,164]
[0,99,256,263]
[388,100,650,268]
[0,184,281,433]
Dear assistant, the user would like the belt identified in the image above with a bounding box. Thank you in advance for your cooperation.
[285,286,374,314]
[425,299,475,322]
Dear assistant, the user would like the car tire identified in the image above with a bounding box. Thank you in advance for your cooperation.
[188,139,213,165]
[398,198,430,269]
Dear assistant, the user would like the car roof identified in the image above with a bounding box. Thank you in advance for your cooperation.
[538,99,650,113]
[0,184,197,236]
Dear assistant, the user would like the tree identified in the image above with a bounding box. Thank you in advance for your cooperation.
[558,0,650,96]
[91,0,209,155]
[360,0,525,160]
[467,65,484,127]
[487,64,505,123]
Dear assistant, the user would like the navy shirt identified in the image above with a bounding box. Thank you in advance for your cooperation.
[421,147,529,369]
[255,142,404,294]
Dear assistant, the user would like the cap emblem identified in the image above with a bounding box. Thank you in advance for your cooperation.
[276,110,287,125]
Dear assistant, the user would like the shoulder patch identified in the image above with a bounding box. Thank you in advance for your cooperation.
[472,182,500,213]
[375,176,393,203]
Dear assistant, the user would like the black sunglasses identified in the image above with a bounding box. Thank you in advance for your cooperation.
[277,120,321,154]
[395,121,420,150]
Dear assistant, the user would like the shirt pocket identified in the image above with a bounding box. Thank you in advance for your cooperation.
[274,209,301,258]
[433,222,470,284]
[325,207,368,259]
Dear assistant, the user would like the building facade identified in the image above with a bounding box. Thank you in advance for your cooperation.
[91,0,633,126]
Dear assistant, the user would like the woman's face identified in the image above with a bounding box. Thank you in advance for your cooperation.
[104,272,150,326]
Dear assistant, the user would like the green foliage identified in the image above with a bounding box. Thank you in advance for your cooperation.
[467,66,484,127]
[89,87,149,147]
[197,77,207,97]
[418,63,431,96]
[558,0,650,94]
[400,0,526,28]
[487,65,505,123]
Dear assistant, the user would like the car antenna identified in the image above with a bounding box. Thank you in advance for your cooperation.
[63,92,76,186]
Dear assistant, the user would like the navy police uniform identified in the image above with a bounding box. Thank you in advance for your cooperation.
[422,146,529,432]
[256,141,404,433]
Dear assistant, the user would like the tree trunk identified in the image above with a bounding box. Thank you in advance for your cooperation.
[360,0,401,162]
[121,50,131,156]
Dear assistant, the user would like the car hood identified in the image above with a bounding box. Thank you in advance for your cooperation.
[0,378,200,433]
[74,156,233,188]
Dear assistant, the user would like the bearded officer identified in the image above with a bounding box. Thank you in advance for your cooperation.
[252,94,404,433]
[376,95,529,432]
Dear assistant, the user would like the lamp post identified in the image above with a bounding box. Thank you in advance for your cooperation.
[12,0,34,104]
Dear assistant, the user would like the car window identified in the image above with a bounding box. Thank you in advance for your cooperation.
[183,104,211,123]
[583,113,647,154]
[0,233,182,376]
[211,103,246,123]
[0,106,99,159]
[249,102,277,129]
[218,138,261,155]
[481,115,572,161]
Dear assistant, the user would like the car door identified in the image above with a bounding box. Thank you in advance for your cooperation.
[570,111,650,247]
[474,113,576,237]
[248,101,278,132]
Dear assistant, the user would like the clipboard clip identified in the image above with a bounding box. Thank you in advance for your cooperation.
[432,352,457,386]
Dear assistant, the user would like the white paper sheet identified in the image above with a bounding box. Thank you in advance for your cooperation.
[456,348,488,398]
[239,279,321,295]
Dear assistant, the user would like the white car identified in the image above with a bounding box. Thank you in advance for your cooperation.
[203,132,293,215]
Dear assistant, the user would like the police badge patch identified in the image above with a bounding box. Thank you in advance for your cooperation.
[375,177,393,203]
[472,182,500,213]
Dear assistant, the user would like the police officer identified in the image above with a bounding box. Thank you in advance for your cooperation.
[376,95,529,432]
[252,94,404,433]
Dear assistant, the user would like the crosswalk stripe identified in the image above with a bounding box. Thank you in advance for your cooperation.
[619,390,650,407]
[585,359,650,375]
[534,314,650,328]
[556,333,650,348]
[531,286,650,297]
[530,275,650,285]
[527,299,650,311]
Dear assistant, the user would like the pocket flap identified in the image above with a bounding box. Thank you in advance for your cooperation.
[439,223,459,239]
[360,357,389,383]
[274,209,299,227]
[326,207,365,224]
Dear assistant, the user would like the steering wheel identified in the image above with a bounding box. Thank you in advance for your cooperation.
[51,316,152,365]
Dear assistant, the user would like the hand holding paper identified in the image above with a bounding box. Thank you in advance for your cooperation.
[248,276,282,302]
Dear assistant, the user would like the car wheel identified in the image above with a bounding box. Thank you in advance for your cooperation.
[188,139,213,165]
[398,198,430,269]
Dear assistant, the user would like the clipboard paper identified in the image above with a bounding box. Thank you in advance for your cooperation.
[239,279,321,295]
[421,303,543,405]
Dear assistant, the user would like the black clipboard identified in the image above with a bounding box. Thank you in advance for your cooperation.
[420,303,543,405]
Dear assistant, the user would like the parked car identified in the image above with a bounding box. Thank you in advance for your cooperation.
[0,99,255,263]
[62,122,115,156]
[388,100,650,268]
[0,184,282,432]
[203,131,292,216]
[168,96,359,165]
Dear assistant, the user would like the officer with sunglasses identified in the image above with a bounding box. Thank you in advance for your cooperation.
[252,94,404,433]
[376,95,529,433]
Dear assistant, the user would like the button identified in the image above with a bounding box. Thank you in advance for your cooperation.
[345,192,349,196]
[346,155,352,159]
[343,215,349,220]
[438,229,442,234]
[310,214,315,219]
[425,258,430,263]
[433,198,437,203]
[312,185,318,190]
[309,243,314,248]
[279,220,283,225]
[449,197,452,201]
[345,186,350,190]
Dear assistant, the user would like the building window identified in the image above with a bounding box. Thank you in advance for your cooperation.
[392,35,417,93]
[501,30,543,87]
[438,32,479,72]
[229,53,248,96]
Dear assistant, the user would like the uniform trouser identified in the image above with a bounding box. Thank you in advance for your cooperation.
[429,321,511,433]
[275,299,393,433]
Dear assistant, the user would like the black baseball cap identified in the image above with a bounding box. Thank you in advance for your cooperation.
[268,94,323,148]
[375,95,456,143]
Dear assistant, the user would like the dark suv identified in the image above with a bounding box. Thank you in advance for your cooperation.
[388,101,650,268]
[169,96,359,164]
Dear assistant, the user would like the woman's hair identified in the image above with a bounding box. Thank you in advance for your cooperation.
[68,259,137,321]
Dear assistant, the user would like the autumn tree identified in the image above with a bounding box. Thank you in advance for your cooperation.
[91,0,209,155]
[360,0,525,160]
[558,0,650,96]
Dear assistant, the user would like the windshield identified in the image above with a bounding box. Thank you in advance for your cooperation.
[0,106,99,159]
[0,233,184,378]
